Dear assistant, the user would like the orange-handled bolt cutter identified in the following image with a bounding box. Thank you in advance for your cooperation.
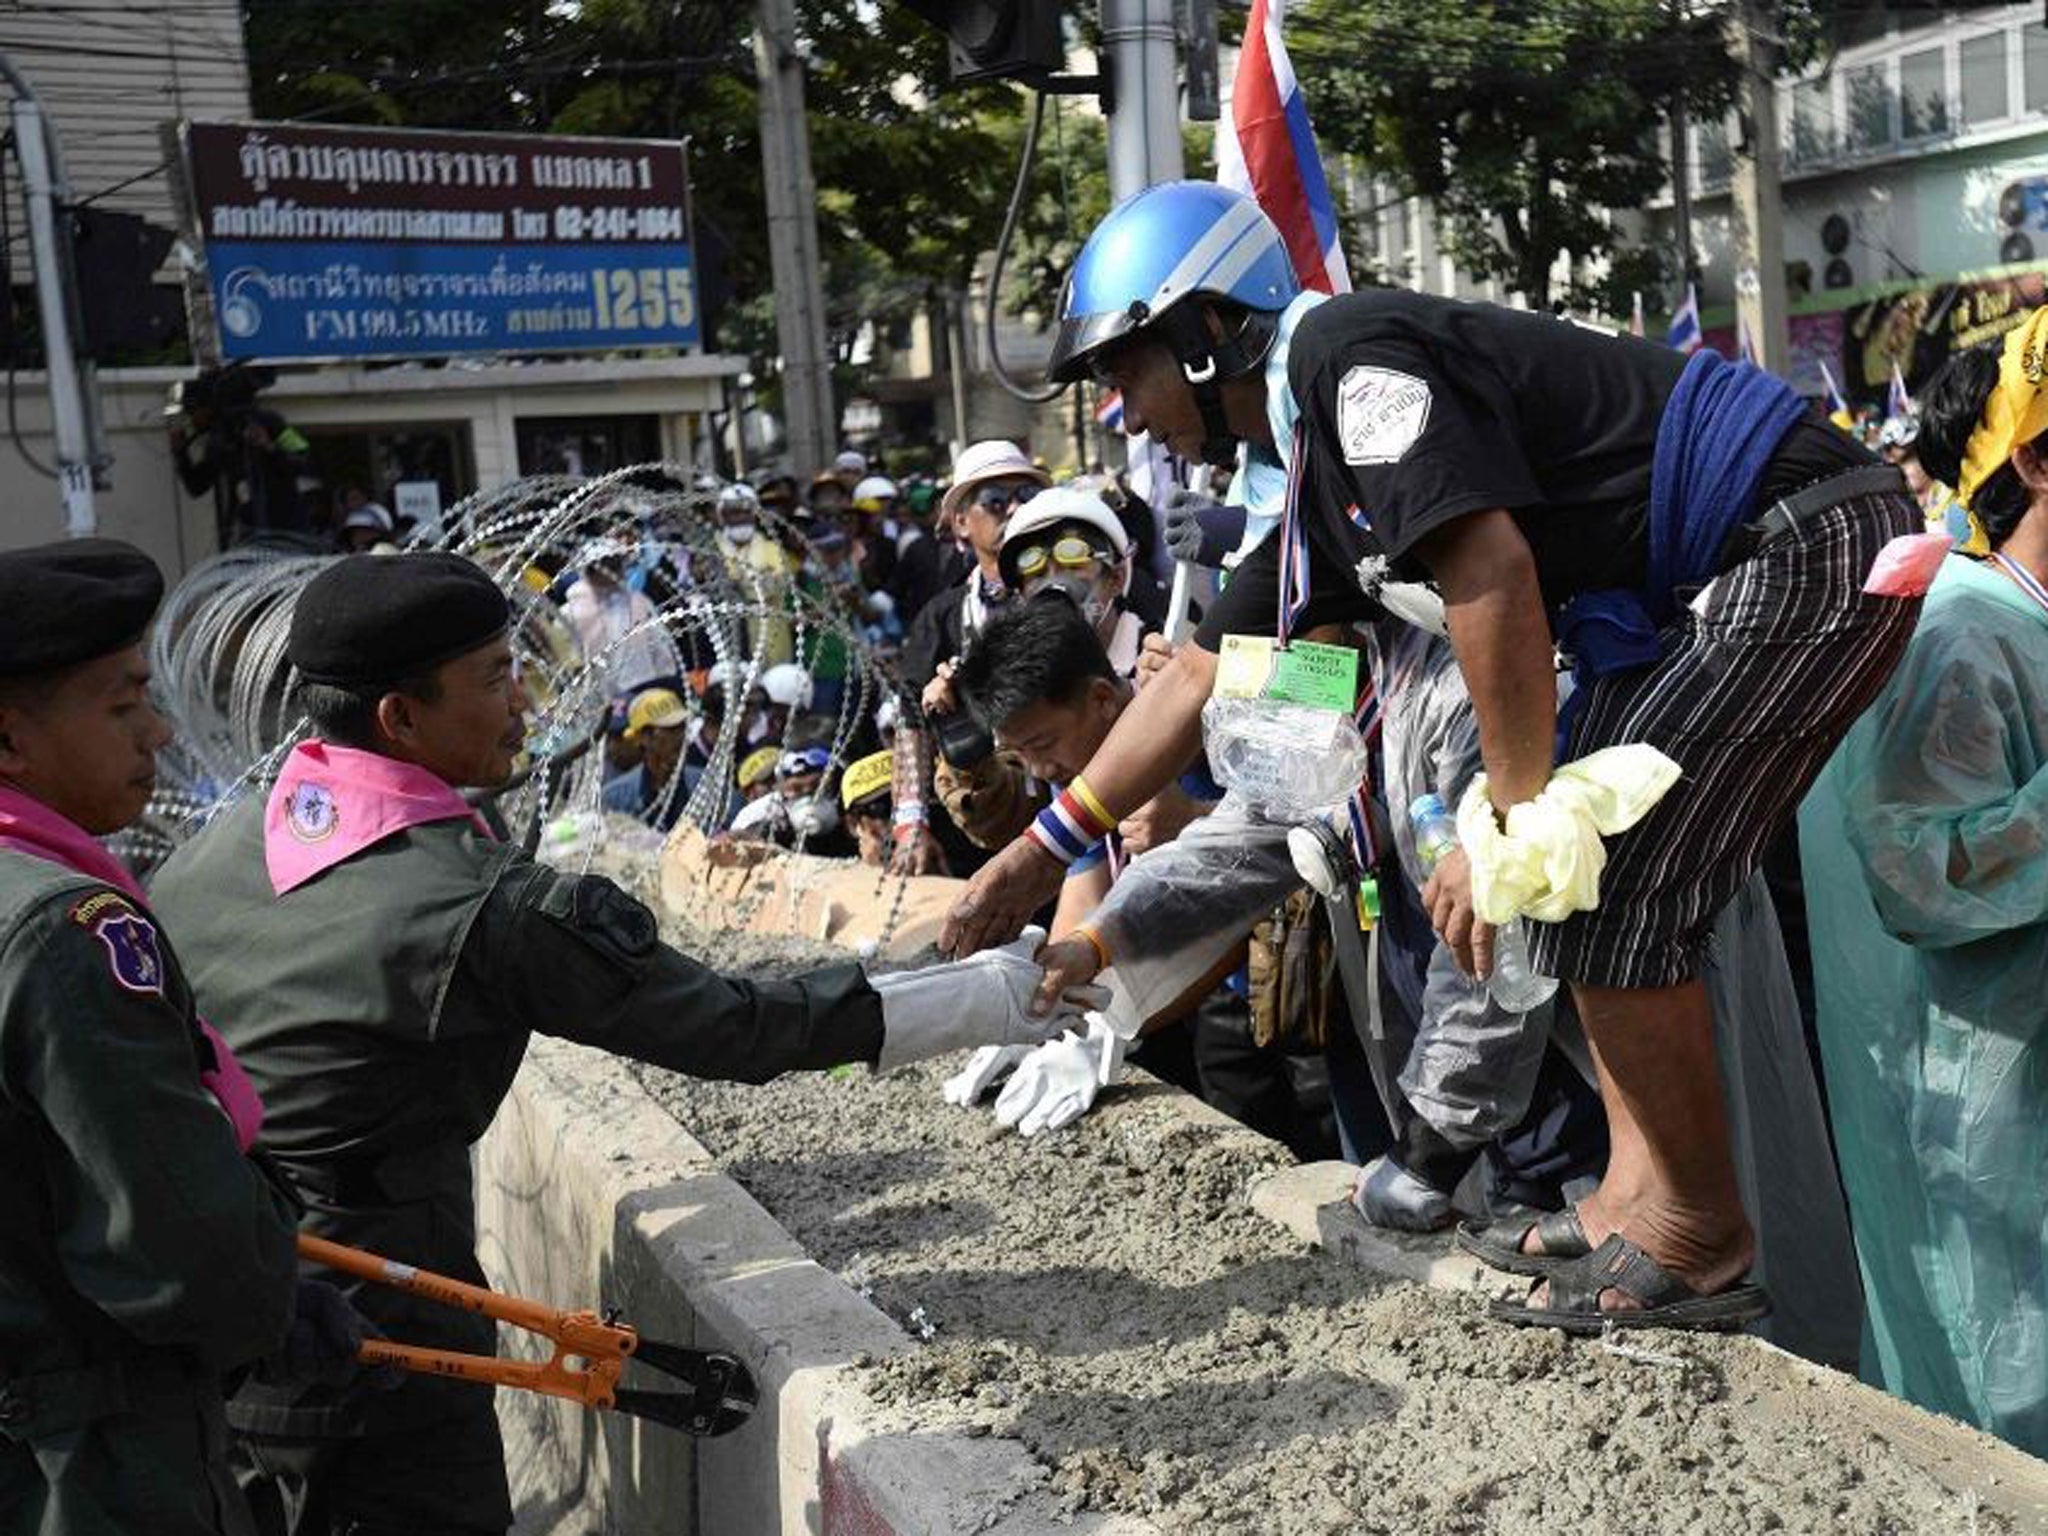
[297,1234,757,1437]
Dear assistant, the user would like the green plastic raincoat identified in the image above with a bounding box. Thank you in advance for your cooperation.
[1800,553,2048,1455]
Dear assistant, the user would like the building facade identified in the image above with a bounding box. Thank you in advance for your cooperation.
[1657,2,2047,400]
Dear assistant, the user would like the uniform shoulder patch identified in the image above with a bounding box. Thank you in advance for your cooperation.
[532,870,659,965]
[68,891,166,997]
[1336,365,1432,466]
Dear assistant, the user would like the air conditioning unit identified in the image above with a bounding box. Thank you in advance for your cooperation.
[1998,176,2045,266]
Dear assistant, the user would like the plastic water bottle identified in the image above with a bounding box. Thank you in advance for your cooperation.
[1407,793,1560,1013]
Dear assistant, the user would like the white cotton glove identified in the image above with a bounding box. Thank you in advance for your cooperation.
[941,1045,1030,1106]
[992,1014,1125,1137]
[1351,1154,1456,1233]
[870,926,1110,1073]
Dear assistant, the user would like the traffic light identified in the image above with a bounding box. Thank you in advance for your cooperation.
[899,0,1063,84]
[71,208,181,356]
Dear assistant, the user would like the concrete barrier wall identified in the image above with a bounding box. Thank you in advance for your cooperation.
[479,1038,2048,1535]
[476,1037,1155,1536]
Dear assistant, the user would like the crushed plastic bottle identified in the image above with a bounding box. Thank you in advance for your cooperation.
[1201,697,1372,821]
[1407,792,1559,1013]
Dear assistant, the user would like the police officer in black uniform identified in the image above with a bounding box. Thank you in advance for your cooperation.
[150,552,1099,1536]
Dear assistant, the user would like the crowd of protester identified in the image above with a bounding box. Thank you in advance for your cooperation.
[574,312,2047,1461]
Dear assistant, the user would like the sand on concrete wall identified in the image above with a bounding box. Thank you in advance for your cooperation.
[637,1050,2037,1536]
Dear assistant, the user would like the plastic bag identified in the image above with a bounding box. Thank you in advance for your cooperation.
[1090,794,1312,1038]
[1200,696,1372,820]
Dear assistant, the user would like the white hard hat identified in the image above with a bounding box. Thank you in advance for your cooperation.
[759,662,814,710]
[717,481,761,515]
[833,449,869,477]
[942,440,1050,517]
[999,486,1131,595]
[852,474,899,508]
[999,486,1130,560]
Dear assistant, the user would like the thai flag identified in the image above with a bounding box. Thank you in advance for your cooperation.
[1666,283,1702,354]
[1889,360,1912,419]
[1817,358,1855,431]
[1095,389,1124,431]
[1215,0,1349,295]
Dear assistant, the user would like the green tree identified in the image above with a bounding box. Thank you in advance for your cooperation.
[1289,0,1740,312]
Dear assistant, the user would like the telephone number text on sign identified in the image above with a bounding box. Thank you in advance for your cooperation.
[205,240,699,361]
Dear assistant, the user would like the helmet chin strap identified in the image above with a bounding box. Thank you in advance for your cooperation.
[1153,304,1279,467]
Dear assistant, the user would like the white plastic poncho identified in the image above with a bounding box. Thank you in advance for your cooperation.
[1799,555,2048,1454]
[1091,624,1552,1153]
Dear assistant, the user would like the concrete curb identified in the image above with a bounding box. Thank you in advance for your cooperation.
[479,1036,1157,1536]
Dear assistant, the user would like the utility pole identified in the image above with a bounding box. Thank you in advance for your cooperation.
[946,288,972,455]
[1667,0,1695,292]
[1101,0,1183,202]
[1671,92,1694,288]
[754,0,835,474]
[2,62,102,536]
[1729,0,1788,373]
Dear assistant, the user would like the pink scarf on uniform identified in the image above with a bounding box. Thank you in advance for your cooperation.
[0,785,264,1152]
[263,739,489,896]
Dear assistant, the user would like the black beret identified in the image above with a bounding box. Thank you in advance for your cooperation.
[0,538,163,678]
[289,552,509,687]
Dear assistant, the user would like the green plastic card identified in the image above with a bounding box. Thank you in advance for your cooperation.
[1214,635,1358,712]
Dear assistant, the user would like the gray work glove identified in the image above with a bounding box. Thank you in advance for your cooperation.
[1351,1154,1456,1233]
[258,1279,399,1389]
[871,926,1110,1072]
[1163,489,1247,570]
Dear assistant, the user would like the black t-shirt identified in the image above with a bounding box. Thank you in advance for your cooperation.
[1198,290,1867,649]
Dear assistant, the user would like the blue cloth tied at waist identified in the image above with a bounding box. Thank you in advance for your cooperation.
[1553,348,1806,751]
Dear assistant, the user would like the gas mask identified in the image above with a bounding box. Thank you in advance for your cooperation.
[1036,573,1115,630]
[786,793,840,839]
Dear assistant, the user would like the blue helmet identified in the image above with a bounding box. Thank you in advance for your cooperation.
[1047,181,1299,386]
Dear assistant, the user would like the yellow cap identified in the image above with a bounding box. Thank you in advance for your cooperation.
[737,745,780,789]
[623,687,688,741]
[839,750,893,810]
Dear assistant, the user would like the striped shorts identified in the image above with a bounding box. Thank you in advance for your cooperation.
[1526,482,1924,990]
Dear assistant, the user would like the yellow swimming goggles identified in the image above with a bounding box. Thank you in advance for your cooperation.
[1010,534,1111,580]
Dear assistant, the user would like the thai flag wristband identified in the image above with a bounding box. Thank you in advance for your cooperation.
[1026,777,1115,867]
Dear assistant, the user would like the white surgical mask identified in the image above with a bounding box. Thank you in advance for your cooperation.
[724,520,757,546]
[788,793,840,837]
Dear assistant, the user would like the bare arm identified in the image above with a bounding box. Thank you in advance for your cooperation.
[1049,863,1112,940]
[1418,509,1555,811]
[1078,636,1215,814]
[1413,510,1556,977]
[940,640,1217,956]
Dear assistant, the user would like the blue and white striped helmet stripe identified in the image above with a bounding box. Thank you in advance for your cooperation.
[1148,196,1268,312]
